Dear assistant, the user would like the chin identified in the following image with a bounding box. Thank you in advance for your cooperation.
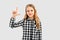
[29,16,32,18]
[28,15,33,18]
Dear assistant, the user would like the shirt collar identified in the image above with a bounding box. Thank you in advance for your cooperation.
[27,18,36,24]
[27,18,34,21]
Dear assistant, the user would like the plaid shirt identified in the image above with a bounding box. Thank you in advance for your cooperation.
[9,17,42,40]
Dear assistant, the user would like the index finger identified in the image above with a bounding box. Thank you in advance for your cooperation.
[16,7,18,11]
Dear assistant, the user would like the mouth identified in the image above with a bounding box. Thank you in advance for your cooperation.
[29,14,32,15]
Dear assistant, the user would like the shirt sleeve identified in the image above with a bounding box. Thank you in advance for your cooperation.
[9,17,24,29]
[39,22,42,40]
[35,22,42,40]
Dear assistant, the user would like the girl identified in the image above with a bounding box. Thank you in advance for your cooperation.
[9,4,42,40]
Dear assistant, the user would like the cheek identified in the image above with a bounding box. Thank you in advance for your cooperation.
[27,12,34,16]
[26,10,34,17]
[26,12,29,16]
[31,11,34,16]
[32,12,34,15]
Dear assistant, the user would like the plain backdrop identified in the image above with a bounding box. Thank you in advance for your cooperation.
[0,0,60,40]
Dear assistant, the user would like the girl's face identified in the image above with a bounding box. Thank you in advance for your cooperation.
[26,6,34,18]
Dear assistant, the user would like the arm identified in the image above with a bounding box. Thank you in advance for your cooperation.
[39,22,42,40]
[35,22,42,40]
[9,17,24,29]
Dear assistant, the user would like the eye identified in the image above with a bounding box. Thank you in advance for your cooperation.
[31,10,33,12]
[26,10,29,12]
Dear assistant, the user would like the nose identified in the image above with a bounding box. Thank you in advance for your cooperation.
[29,10,32,13]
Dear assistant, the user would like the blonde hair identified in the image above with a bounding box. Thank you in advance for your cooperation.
[24,4,41,29]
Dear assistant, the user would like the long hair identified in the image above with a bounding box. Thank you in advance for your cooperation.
[24,4,41,29]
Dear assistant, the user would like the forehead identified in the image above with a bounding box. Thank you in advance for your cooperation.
[26,6,34,10]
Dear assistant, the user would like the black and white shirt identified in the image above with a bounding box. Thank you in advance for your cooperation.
[9,17,42,40]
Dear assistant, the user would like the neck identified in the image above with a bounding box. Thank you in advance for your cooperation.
[29,17,34,20]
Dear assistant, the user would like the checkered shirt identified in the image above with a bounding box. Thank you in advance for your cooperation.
[9,17,42,40]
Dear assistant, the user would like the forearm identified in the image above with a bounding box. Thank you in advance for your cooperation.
[9,17,19,28]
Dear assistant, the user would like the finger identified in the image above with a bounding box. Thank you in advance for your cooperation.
[17,14,20,16]
[16,7,18,11]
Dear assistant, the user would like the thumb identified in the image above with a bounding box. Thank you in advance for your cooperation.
[16,14,20,16]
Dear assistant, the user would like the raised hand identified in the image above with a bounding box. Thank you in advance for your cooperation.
[12,7,20,18]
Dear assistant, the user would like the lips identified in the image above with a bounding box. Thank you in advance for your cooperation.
[29,14,32,15]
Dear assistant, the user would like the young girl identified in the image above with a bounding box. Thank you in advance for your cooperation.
[9,4,42,40]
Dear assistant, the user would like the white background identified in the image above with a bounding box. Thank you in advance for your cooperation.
[0,0,60,40]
